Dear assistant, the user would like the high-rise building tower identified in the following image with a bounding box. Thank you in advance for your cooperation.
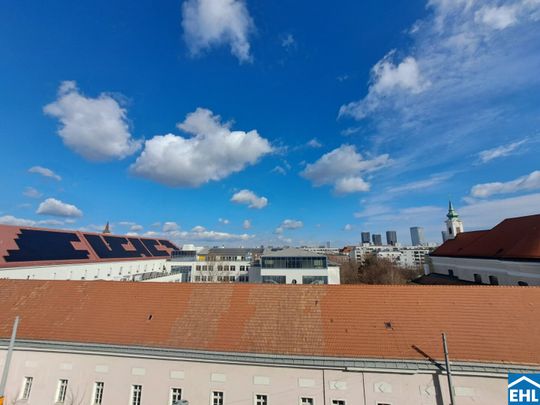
[442,201,464,242]
[410,227,425,246]
[372,234,382,246]
[386,231,398,246]
[361,232,371,244]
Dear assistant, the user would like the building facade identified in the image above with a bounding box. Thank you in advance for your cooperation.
[428,214,540,286]
[385,231,397,246]
[249,248,340,284]
[360,232,371,244]
[371,234,382,246]
[410,226,425,246]
[0,281,538,405]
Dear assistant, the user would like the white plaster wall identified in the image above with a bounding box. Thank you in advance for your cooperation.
[430,256,540,286]
[0,259,168,281]
[0,349,508,405]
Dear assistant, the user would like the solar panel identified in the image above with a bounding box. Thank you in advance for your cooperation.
[4,229,89,262]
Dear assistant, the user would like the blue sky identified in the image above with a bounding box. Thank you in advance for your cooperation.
[1,0,539,247]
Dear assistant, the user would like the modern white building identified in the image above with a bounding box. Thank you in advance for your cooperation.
[0,280,538,405]
[249,247,340,284]
[349,245,431,269]
[0,224,178,281]
[428,213,540,286]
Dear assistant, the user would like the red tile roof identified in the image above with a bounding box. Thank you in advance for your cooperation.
[431,214,540,260]
[0,280,538,366]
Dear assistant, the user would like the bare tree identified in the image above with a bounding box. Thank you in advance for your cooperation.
[340,255,422,285]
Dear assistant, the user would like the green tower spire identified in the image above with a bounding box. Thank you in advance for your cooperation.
[447,200,459,220]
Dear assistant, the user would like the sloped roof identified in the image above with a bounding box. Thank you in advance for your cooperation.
[431,214,540,260]
[0,224,178,268]
[0,280,538,366]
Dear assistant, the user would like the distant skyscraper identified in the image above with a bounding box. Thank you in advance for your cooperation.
[386,231,398,246]
[361,232,371,244]
[410,227,425,246]
[326,241,330,248]
[372,234,382,246]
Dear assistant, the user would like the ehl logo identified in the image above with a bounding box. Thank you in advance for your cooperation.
[508,374,540,404]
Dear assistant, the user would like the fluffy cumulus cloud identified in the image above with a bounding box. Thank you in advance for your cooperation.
[131,108,272,187]
[0,215,68,227]
[242,219,251,229]
[478,139,527,163]
[343,224,353,231]
[43,81,141,161]
[182,0,254,62]
[36,198,83,218]
[471,170,540,197]
[301,145,390,194]
[28,166,61,181]
[230,189,268,209]
[275,219,303,234]
[307,138,322,148]
[162,221,180,232]
[218,218,230,224]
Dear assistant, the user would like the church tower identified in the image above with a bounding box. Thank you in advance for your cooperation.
[442,201,464,242]
[103,221,111,234]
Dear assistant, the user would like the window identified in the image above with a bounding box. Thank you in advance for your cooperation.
[376,403,392,405]
[489,275,499,285]
[255,394,268,405]
[230,265,235,271]
[20,376,33,400]
[301,398,314,405]
[131,385,142,405]
[332,401,346,405]
[212,391,224,405]
[56,379,68,403]
[448,269,454,277]
[92,382,104,405]
[170,387,182,404]
[302,276,328,285]
[474,273,482,283]
[518,281,529,286]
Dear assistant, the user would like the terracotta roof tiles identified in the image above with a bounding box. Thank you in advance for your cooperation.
[0,280,539,366]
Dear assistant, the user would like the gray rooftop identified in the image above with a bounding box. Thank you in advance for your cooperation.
[262,247,325,257]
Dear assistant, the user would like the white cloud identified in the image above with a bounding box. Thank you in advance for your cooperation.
[387,172,454,194]
[23,187,42,198]
[334,176,370,194]
[275,219,303,234]
[28,166,61,181]
[343,224,353,231]
[460,192,540,228]
[230,189,268,209]
[271,166,287,175]
[130,224,144,232]
[243,219,251,229]
[36,198,83,218]
[339,53,429,119]
[182,0,254,62]
[131,108,272,187]
[0,215,37,226]
[337,0,540,178]
[307,138,322,148]
[43,81,141,161]
[471,170,540,198]
[162,224,253,242]
[478,139,527,163]
[162,221,180,232]
[219,218,230,224]
[301,145,390,194]
[0,215,67,227]
[281,33,296,50]
[475,5,518,30]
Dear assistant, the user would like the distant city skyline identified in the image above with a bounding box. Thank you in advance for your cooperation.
[1,0,539,247]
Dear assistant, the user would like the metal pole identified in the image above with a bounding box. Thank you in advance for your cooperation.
[0,316,20,398]
[442,333,456,405]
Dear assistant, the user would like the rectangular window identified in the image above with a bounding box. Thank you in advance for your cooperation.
[212,391,224,405]
[255,394,268,405]
[230,265,235,271]
[56,379,68,403]
[92,382,104,405]
[20,376,33,400]
[301,398,314,405]
[331,401,345,405]
[474,273,482,283]
[170,387,182,404]
[489,275,499,285]
[131,385,142,405]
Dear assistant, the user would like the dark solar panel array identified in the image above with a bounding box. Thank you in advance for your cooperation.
[141,239,170,257]
[159,239,179,250]
[4,230,89,262]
